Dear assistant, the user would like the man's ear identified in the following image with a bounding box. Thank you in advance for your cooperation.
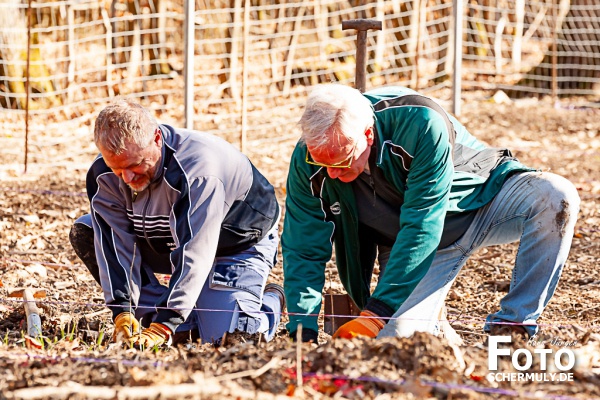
[153,128,162,147]
[365,126,375,145]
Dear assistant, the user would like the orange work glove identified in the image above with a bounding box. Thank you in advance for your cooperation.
[113,312,140,342]
[332,310,385,339]
[132,322,172,349]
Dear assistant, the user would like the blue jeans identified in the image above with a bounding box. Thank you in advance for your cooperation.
[377,172,580,338]
[72,215,282,343]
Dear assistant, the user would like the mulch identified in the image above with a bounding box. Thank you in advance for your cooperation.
[1,95,599,399]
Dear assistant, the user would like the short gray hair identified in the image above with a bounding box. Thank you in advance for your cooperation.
[299,84,374,149]
[94,99,158,154]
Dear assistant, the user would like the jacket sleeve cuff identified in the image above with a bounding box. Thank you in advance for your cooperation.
[364,298,395,322]
[155,309,186,333]
[289,328,319,343]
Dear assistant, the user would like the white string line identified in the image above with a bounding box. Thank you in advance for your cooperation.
[1,297,598,330]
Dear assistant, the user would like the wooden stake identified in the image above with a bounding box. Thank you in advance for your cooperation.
[296,324,305,398]
[24,0,32,173]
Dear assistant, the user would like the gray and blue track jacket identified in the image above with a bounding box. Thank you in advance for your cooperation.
[87,125,279,331]
[282,86,533,337]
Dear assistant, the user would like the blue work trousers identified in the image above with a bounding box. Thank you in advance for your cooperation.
[73,215,282,343]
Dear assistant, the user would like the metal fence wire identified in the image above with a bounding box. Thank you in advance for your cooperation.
[1,0,599,168]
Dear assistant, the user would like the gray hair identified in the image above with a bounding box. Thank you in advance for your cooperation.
[299,84,374,149]
[94,99,159,154]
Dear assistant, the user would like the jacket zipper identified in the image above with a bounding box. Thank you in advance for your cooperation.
[369,174,376,206]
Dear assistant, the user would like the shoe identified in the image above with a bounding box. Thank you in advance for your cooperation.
[488,321,530,339]
[264,283,286,311]
[171,328,200,345]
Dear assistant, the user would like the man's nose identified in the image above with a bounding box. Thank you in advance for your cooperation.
[121,169,135,183]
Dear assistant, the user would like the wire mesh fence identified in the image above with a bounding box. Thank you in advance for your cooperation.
[1,0,599,171]
[462,0,600,97]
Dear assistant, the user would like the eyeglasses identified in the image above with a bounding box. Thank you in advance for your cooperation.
[305,141,358,169]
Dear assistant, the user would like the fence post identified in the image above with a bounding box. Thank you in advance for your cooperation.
[184,0,195,130]
[67,4,75,103]
[452,0,463,116]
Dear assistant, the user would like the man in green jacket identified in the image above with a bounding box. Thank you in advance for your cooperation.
[282,84,579,342]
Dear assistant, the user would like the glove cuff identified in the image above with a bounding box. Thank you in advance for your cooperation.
[114,311,135,324]
[360,310,385,330]
[148,322,172,337]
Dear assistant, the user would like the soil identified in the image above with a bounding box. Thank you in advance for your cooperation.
[1,94,599,399]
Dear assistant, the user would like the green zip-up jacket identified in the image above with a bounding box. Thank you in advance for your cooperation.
[282,86,533,336]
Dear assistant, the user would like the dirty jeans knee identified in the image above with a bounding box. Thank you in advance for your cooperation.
[546,174,580,235]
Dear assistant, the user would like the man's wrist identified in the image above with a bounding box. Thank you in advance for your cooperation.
[364,298,395,321]
[155,309,185,333]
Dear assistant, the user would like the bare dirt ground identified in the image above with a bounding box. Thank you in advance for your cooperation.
[0,94,599,399]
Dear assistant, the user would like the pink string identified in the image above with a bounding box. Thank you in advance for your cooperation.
[0,296,596,329]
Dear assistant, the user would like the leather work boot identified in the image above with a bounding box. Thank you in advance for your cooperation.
[264,283,286,311]
[485,321,531,347]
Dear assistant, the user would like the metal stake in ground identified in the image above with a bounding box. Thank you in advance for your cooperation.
[342,19,382,93]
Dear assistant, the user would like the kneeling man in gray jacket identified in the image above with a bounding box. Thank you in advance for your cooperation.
[70,100,285,349]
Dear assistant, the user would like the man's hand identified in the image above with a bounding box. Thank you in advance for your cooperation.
[332,310,385,339]
[131,322,172,349]
[113,312,140,342]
